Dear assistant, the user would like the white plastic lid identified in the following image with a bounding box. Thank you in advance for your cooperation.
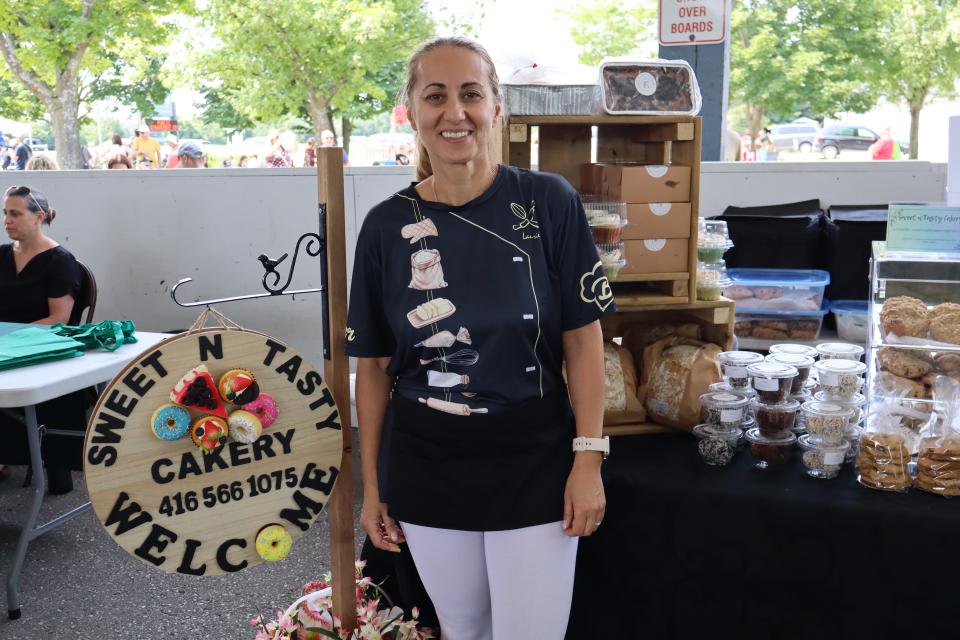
[801,401,854,419]
[692,423,741,441]
[699,392,750,409]
[814,359,867,376]
[816,342,865,359]
[718,351,765,366]
[814,391,866,407]
[768,343,820,359]
[744,427,796,446]
[765,353,815,368]
[798,433,850,455]
[747,362,799,379]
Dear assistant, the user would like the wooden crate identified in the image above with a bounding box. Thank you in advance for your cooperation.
[497,115,702,305]
[599,297,735,437]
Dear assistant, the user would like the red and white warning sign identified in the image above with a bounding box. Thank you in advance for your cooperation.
[659,0,728,46]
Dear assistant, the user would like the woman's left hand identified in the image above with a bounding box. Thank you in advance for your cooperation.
[562,452,606,537]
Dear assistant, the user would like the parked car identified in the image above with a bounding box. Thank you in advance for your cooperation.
[814,124,908,159]
[769,123,818,152]
[27,138,49,151]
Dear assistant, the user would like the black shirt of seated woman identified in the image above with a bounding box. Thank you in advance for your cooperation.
[0,185,84,494]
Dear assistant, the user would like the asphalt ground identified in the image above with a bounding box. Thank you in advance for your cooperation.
[0,445,365,640]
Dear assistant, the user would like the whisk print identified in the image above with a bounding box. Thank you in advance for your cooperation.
[419,348,479,366]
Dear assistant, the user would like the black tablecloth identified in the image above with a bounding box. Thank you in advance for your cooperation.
[567,433,960,640]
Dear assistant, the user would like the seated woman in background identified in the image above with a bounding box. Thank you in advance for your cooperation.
[0,185,83,494]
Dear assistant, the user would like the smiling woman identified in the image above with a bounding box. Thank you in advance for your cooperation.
[349,36,614,640]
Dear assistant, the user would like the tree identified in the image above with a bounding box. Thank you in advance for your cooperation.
[191,0,433,146]
[0,0,191,168]
[872,0,960,158]
[562,0,657,66]
[730,0,888,147]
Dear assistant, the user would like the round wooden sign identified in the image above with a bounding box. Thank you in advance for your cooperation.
[83,328,343,576]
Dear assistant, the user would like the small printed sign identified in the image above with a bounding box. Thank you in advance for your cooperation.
[659,0,728,46]
[886,202,960,254]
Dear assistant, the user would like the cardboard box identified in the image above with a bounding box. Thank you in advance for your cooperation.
[623,238,689,274]
[623,202,692,240]
[599,164,691,202]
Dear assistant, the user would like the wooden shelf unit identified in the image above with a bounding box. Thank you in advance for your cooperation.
[495,114,702,305]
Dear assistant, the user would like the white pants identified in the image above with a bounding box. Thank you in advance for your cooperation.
[400,521,578,640]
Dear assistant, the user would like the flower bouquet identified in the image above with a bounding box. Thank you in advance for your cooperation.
[251,561,434,640]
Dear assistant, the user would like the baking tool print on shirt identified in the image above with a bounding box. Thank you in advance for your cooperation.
[400,217,438,244]
[413,327,472,348]
[510,201,540,239]
[407,297,455,328]
[427,370,470,388]
[420,348,479,366]
[418,397,488,415]
[409,249,448,290]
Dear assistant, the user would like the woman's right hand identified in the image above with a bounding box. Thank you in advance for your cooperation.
[361,499,405,553]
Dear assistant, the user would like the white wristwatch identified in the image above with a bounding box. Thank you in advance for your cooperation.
[572,436,610,459]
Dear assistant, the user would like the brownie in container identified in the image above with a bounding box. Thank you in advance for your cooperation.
[745,428,796,471]
[746,362,798,404]
[753,398,800,436]
[765,352,815,393]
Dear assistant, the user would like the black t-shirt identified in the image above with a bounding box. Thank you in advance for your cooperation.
[346,164,615,415]
[0,244,80,323]
[15,143,32,170]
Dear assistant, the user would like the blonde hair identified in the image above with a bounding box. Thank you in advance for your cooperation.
[400,36,501,181]
[26,154,59,171]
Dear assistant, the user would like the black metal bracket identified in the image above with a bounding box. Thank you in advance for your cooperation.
[170,203,332,359]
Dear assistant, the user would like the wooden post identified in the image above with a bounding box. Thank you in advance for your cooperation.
[317,147,357,631]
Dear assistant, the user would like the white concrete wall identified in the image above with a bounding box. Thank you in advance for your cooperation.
[2,161,946,364]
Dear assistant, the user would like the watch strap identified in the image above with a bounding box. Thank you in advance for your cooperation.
[572,436,610,458]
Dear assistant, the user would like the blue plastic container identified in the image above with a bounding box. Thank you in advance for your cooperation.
[724,269,830,313]
[830,299,869,342]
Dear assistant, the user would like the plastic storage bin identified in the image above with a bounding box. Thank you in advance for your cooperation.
[733,307,829,342]
[599,58,702,115]
[831,299,869,342]
[724,269,830,312]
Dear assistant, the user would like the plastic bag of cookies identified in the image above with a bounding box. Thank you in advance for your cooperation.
[856,391,931,492]
[916,376,960,498]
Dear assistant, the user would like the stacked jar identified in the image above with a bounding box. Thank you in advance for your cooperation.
[744,362,799,470]
[765,351,816,427]
[583,197,627,280]
[714,351,764,427]
[693,390,750,466]
[810,349,867,472]
[697,219,733,301]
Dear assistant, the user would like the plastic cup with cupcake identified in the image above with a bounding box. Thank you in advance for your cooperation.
[582,197,626,244]
[596,242,626,280]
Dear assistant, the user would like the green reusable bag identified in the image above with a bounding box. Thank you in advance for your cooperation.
[49,320,137,352]
[0,326,85,371]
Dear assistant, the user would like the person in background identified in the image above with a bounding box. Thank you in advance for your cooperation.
[265,129,292,167]
[1,134,12,170]
[164,134,180,168]
[109,132,128,158]
[238,154,250,167]
[130,124,161,168]
[26,155,59,170]
[177,141,206,168]
[869,127,895,160]
[304,137,317,167]
[0,185,83,494]
[350,36,609,640]
[14,135,32,170]
[321,129,349,165]
[107,155,132,169]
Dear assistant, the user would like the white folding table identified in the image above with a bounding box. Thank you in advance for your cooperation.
[0,329,169,620]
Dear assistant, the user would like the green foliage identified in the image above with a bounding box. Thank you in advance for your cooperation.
[562,0,657,66]
[177,118,230,144]
[0,72,43,121]
[190,0,434,135]
[79,114,130,145]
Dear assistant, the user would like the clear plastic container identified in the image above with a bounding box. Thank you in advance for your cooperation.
[790,391,813,431]
[596,242,625,280]
[503,84,603,116]
[745,428,796,471]
[814,391,867,427]
[765,352,815,393]
[692,424,741,467]
[724,269,830,312]
[798,434,849,479]
[769,343,820,359]
[746,362,798,404]
[699,391,750,431]
[753,398,800,436]
[697,261,732,301]
[816,342,865,361]
[599,58,701,115]
[814,359,866,398]
[700,218,730,241]
[845,425,863,461]
[717,351,764,389]
[733,308,828,342]
[802,401,854,446]
[830,300,869,342]
[582,197,627,244]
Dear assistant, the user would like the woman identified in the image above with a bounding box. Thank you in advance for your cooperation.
[107,155,132,169]
[304,137,317,167]
[1,185,83,494]
[347,37,611,639]
[25,154,59,171]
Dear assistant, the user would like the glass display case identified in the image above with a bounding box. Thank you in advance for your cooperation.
[867,241,960,418]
